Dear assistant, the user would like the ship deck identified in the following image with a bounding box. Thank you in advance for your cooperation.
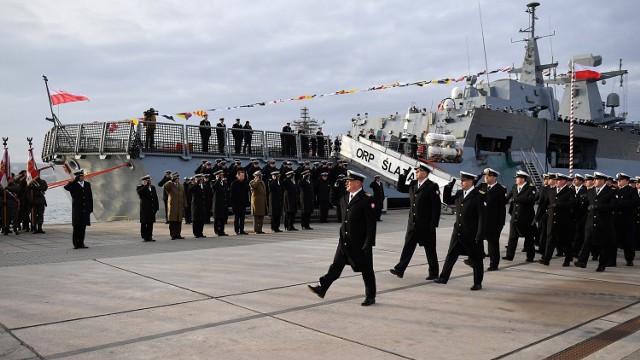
[1,211,639,359]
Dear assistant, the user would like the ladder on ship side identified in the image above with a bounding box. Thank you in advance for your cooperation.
[519,148,544,188]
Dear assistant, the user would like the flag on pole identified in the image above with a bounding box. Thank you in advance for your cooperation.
[573,64,601,80]
[26,147,39,181]
[0,147,10,187]
[50,90,90,105]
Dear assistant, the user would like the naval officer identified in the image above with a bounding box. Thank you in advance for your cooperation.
[136,175,159,242]
[503,170,537,262]
[64,169,93,249]
[478,168,507,271]
[308,170,377,306]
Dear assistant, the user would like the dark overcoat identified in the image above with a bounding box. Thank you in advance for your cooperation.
[136,184,159,223]
[189,182,210,222]
[479,182,507,235]
[585,186,616,246]
[282,178,297,213]
[396,172,441,246]
[211,179,229,218]
[268,179,283,217]
[64,180,93,226]
[506,183,537,233]
[298,179,314,213]
[443,186,487,257]
[230,179,249,214]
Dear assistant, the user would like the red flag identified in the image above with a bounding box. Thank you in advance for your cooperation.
[26,147,39,181]
[573,64,601,80]
[50,90,90,105]
[0,147,10,187]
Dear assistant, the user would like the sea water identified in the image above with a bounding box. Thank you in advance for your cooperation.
[43,187,72,224]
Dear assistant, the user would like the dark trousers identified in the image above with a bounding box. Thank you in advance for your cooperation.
[394,230,439,277]
[214,217,227,235]
[301,212,311,228]
[192,221,204,237]
[234,214,245,234]
[141,222,154,240]
[145,129,154,149]
[440,241,484,286]
[537,213,548,251]
[375,200,383,220]
[486,227,503,268]
[271,215,281,231]
[217,137,225,153]
[335,206,342,223]
[184,207,192,224]
[319,246,376,299]
[544,225,573,263]
[319,204,329,223]
[505,222,535,260]
[243,139,252,154]
[72,225,86,248]
[578,233,615,269]
[32,204,45,228]
[169,221,182,238]
[234,137,242,154]
[285,212,296,230]
[201,135,210,153]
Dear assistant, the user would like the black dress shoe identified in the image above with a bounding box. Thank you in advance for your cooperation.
[463,259,474,268]
[433,277,447,284]
[425,275,438,281]
[502,256,513,261]
[303,227,314,230]
[627,261,634,266]
[256,231,265,234]
[470,284,482,291]
[573,261,586,268]
[289,228,299,231]
[273,229,282,233]
[240,232,249,235]
[486,267,498,271]
[538,259,549,266]
[361,298,375,306]
[525,258,534,263]
[219,233,229,236]
[307,285,326,299]
[595,266,605,272]
[177,236,185,239]
[562,261,570,267]
[80,245,89,249]
[389,269,404,278]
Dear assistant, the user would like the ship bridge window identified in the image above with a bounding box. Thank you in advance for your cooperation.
[475,134,512,153]
[546,134,598,169]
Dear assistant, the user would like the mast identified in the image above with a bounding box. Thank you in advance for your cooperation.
[519,2,544,86]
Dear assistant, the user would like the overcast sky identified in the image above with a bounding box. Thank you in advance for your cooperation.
[1,0,638,162]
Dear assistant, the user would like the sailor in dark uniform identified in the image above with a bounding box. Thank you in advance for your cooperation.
[478,168,507,271]
[298,170,314,230]
[503,170,537,262]
[369,174,385,221]
[314,172,331,223]
[538,173,577,266]
[215,118,226,154]
[64,169,93,249]
[230,170,250,235]
[189,174,209,238]
[613,173,639,266]
[434,171,487,290]
[635,176,640,252]
[282,170,298,231]
[268,171,283,232]
[211,170,229,236]
[308,170,377,306]
[572,174,589,255]
[390,163,441,280]
[136,175,159,242]
[534,173,554,253]
[574,172,617,271]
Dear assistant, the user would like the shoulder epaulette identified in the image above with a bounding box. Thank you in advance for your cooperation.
[478,190,486,194]
[529,183,536,187]
[365,192,372,197]
[500,184,507,189]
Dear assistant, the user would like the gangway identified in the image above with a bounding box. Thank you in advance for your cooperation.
[338,135,458,191]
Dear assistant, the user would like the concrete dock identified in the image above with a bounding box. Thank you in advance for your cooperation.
[0,210,639,359]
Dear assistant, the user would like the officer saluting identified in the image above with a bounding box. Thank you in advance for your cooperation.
[434,171,487,290]
[503,170,537,262]
[308,170,377,306]
[64,169,93,249]
[136,175,159,242]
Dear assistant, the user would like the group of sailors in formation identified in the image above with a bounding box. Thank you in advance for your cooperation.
[136,158,388,242]
[0,170,47,236]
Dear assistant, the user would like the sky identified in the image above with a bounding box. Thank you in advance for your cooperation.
[1,0,638,162]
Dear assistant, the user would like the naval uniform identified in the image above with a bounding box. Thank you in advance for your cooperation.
[479,182,507,269]
[614,185,639,265]
[136,183,159,241]
[541,185,577,265]
[576,186,616,270]
[504,183,537,261]
[64,179,93,248]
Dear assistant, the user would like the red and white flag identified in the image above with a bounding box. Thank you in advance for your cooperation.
[50,90,90,105]
[26,147,39,181]
[573,64,601,80]
[0,147,10,187]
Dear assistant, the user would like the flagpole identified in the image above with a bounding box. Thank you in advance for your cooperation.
[27,138,36,231]
[2,138,7,230]
[569,60,575,177]
[42,75,62,127]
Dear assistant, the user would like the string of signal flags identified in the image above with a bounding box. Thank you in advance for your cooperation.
[50,66,513,125]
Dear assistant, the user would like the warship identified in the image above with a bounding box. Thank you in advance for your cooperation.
[41,2,635,221]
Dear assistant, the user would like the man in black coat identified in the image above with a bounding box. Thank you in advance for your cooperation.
[189,174,209,238]
[575,172,617,271]
[503,170,537,262]
[314,172,331,223]
[316,127,325,157]
[478,168,507,271]
[183,177,193,224]
[282,171,298,231]
[434,171,487,290]
[215,117,226,154]
[211,170,229,236]
[243,121,253,154]
[614,173,639,266]
[231,118,244,155]
[369,175,385,221]
[230,170,250,235]
[390,163,441,280]
[572,174,589,255]
[268,171,283,232]
[538,173,577,266]
[63,169,93,249]
[199,114,211,153]
[298,170,314,230]
[534,174,553,253]
[136,175,159,242]
[308,170,377,306]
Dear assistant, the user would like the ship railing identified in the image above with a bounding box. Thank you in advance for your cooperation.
[42,121,333,163]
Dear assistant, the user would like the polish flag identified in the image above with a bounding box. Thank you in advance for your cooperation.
[0,147,10,187]
[50,90,90,105]
[26,148,39,181]
[573,64,601,80]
